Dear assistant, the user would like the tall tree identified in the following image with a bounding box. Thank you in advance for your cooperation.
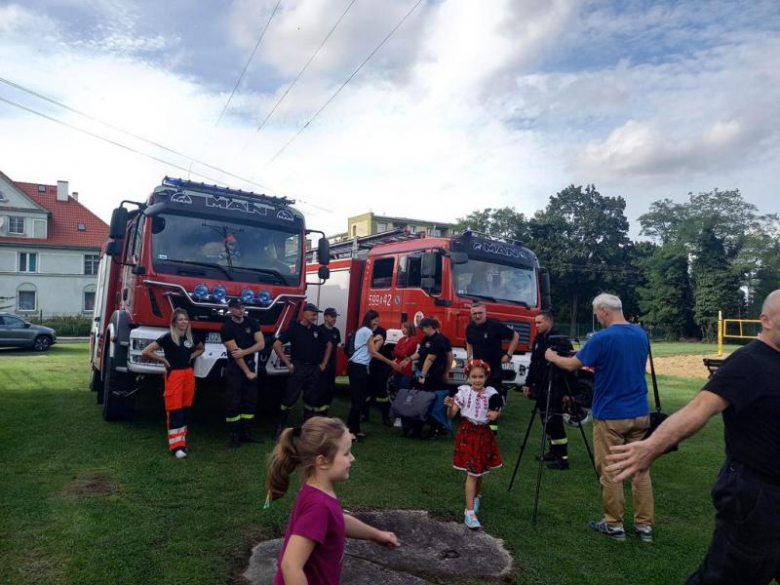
[454,207,530,242]
[529,184,631,336]
[638,243,695,339]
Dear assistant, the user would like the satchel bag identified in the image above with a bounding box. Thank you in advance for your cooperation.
[391,388,436,422]
[642,334,678,453]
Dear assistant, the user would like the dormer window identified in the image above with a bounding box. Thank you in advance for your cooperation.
[38,185,46,192]
[77,223,86,231]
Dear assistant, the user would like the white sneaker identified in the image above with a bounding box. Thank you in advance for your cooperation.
[464,510,481,530]
[174,448,187,459]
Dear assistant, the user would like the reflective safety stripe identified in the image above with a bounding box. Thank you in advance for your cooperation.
[169,436,186,445]
[226,415,241,423]
[304,404,330,412]
[489,424,498,431]
[168,426,186,435]
[375,397,390,403]
[551,438,569,445]
[240,414,255,420]
[280,404,291,411]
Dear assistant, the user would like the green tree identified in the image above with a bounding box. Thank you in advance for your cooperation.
[638,244,694,339]
[454,207,529,242]
[529,184,631,336]
[691,228,742,340]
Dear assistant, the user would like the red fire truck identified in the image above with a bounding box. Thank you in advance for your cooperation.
[89,177,330,420]
[306,229,552,387]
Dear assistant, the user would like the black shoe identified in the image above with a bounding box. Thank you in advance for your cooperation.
[229,434,242,449]
[241,432,264,444]
[382,415,394,427]
[547,459,570,470]
[536,451,556,462]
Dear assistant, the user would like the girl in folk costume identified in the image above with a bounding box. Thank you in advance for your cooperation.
[444,359,503,529]
[142,308,204,458]
[266,417,399,584]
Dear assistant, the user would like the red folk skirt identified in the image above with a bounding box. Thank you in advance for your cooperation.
[453,419,503,477]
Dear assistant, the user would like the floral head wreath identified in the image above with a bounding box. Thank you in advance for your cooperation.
[465,359,491,377]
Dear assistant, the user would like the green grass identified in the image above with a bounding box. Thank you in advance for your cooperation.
[0,344,727,584]
[646,341,739,358]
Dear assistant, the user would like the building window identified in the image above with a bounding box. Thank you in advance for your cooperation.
[427,227,440,236]
[377,222,387,233]
[78,223,86,231]
[19,252,38,273]
[409,225,418,233]
[9,216,25,235]
[18,289,36,311]
[84,254,100,275]
[351,225,357,237]
[84,290,96,312]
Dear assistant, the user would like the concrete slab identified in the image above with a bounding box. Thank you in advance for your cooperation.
[243,509,513,584]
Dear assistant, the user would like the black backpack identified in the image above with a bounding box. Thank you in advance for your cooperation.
[345,331,357,358]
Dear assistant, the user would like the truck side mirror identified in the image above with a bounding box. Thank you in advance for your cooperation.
[106,240,123,257]
[317,265,330,281]
[540,268,552,310]
[317,238,330,266]
[421,252,437,277]
[109,207,128,239]
[143,202,166,217]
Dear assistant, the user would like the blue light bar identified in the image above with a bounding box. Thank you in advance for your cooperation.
[212,285,227,303]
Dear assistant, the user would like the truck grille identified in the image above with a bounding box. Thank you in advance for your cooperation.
[505,321,531,345]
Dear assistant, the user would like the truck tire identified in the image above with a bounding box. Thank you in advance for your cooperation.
[102,357,135,421]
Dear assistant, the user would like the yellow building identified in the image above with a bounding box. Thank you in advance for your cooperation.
[328,212,455,244]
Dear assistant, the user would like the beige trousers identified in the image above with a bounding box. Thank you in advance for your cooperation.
[593,416,654,527]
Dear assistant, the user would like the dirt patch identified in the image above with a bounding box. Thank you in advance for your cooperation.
[649,353,725,379]
[60,471,119,498]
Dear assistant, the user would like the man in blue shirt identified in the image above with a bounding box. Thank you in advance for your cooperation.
[545,293,652,543]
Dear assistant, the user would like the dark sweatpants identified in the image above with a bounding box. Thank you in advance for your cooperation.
[347,361,369,433]
[686,460,780,585]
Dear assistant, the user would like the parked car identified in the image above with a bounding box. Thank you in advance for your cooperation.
[0,312,57,351]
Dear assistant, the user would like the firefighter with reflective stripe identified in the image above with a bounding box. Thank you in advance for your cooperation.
[142,308,204,459]
[273,303,331,437]
[522,311,571,470]
[220,298,265,448]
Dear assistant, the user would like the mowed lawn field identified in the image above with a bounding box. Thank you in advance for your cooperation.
[0,343,729,585]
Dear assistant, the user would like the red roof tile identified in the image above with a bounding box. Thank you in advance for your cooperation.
[1,179,108,249]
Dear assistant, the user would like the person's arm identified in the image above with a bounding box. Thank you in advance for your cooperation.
[544,348,582,372]
[606,390,730,482]
[466,342,473,362]
[502,330,520,363]
[320,341,332,371]
[190,341,205,362]
[279,535,317,585]
[224,339,257,380]
[443,393,461,420]
[272,339,294,372]
[419,354,437,383]
[368,336,401,371]
[231,330,265,359]
[344,514,399,548]
[142,341,171,369]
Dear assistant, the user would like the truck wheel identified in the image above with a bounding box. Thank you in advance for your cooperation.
[32,335,52,351]
[102,357,135,421]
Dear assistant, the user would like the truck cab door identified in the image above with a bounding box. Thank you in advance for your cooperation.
[364,256,399,335]
[396,252,443,328]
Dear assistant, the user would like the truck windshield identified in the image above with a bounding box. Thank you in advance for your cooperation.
[151,214,302,285]
[453,258,537,307]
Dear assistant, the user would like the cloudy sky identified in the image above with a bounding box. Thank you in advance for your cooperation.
[1,0,778,237]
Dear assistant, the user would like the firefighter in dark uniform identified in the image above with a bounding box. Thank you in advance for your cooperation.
[220,298,265,448]
[522,311,572,470]
[465,301,519,434]
[272,303,331,436]
[316,307,341,416]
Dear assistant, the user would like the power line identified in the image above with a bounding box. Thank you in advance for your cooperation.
[264,0,425,167]
[0,94,332,213]
[0,76,272,191]
[256,0,358,134]
[213,0,283,131]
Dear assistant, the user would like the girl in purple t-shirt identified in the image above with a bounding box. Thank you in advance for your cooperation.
[267,417,400,584]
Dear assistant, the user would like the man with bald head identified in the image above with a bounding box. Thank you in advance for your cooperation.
[607,290,780,584]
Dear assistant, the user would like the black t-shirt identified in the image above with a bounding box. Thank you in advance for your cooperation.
[277,321,328,364]
[317,324,341,369]
[703,340,780,482]
[156,332,201,370]
[466,318,515,375]
[418,332,449,388]
[220,317,261,362]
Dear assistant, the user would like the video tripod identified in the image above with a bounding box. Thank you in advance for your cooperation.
[507,355,598,525]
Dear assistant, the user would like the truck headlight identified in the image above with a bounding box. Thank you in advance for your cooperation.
[132,338,154,350]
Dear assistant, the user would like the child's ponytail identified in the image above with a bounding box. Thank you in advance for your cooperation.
[265,417,349,501]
